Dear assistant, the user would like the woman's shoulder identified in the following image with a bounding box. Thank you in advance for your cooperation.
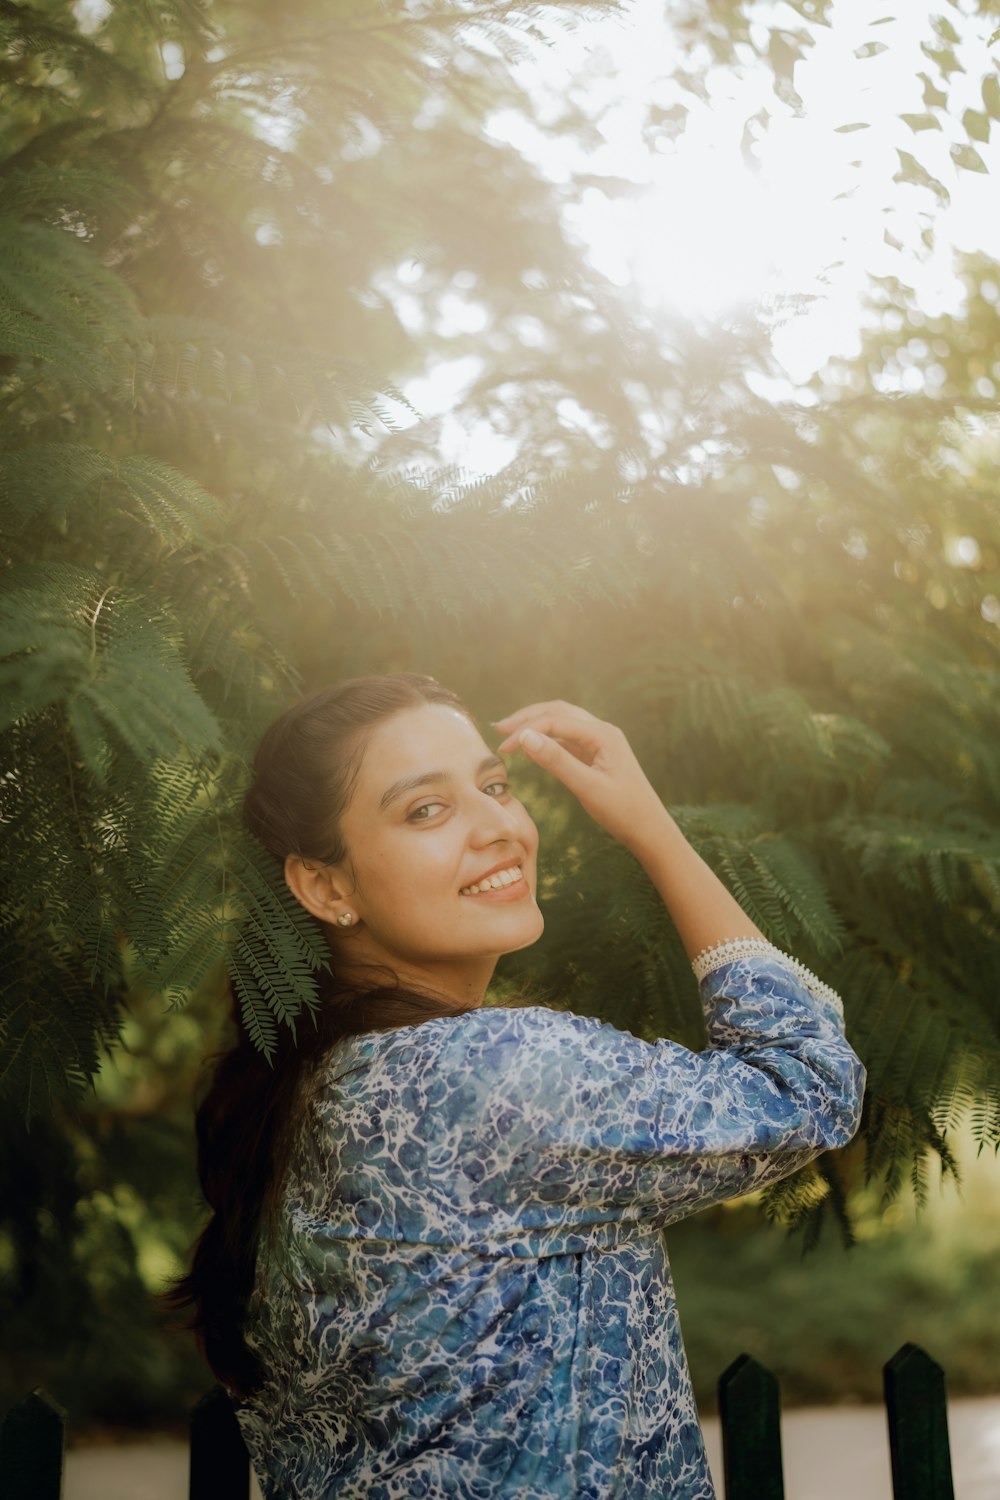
[445,1002,611,1050]
[365,1001,609,1048]
[321,1002,615,1076]
[399,1002,650,1079]
[303,1003,662,1131]
[442,1001,615,1043]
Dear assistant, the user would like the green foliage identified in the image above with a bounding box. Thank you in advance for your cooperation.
[1,0,999,1430]
[0,0,998,1275]
[0,205,139,381]
[669,1138,1000,1408]
[0,981,229,1426]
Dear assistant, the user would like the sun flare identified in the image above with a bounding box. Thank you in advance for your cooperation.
[514,0,999,379]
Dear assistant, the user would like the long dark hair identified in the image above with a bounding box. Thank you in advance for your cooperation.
[161,673,485,1398]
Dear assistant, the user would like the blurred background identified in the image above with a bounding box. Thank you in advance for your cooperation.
[2,0,999,1459]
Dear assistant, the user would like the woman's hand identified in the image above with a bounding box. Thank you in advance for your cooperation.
[495,699,772,958]
[492,699,667,852]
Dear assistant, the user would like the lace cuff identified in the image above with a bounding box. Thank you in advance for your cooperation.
[691,936,843,1016]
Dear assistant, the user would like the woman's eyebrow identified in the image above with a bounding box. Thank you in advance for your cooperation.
[378,754,507,813]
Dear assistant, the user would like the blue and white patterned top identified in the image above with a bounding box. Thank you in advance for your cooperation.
[234,938,865,1499]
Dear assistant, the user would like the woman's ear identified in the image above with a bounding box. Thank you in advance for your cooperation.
[284,854,350,925]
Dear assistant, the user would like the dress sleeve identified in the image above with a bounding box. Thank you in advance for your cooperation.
[467,938,866,1234]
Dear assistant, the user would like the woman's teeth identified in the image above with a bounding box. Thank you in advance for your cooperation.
[460,865,522,896]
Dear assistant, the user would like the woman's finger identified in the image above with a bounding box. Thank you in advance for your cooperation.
[492,699,581,731]
[496,716,605,765]
[505,725,599,800]
[493,700,660,847]
[493,702,601,754]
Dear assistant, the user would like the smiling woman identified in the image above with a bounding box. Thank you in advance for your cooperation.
[164,672,865,1500]
[280,692,544,1010]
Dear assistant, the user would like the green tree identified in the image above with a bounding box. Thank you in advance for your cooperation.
[2,16,999,1431]
[0,0,640,1115]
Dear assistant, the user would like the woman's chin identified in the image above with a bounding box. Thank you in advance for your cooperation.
[501,909,545,952]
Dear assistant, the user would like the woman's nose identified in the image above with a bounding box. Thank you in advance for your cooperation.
[470,793,524,844]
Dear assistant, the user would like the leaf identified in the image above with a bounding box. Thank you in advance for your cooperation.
[950,142,988,173]
[0,216,140,387]
[983,73,1000,119]
[0,443,113,531]
[920,42,963,77]
[115,455,220,547]
[920,71,948,110]
[0,565,221,775]
[768,28,802,81]
[899,113,941,132]
[962,108,990,143]
[647,101,688,142]
[893,149,950,204]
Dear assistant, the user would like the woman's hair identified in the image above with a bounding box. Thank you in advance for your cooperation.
[161,673,484,1398]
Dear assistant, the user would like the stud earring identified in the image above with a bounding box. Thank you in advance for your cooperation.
[337,912,354,927]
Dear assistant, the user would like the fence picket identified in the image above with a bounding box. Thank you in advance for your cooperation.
[189,1384,250,1500]
[0,1344,968,1498]
[717,1352,785,1500]
[0,1388,65,1500]
[884,1343,955,1500]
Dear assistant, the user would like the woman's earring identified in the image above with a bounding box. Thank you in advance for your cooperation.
[337,912,354,927]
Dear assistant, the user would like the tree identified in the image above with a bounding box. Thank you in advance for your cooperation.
[2,0,998,1281]
[0,0,639,1111]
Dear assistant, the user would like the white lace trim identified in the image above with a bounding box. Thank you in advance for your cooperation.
[691,937,843,1014]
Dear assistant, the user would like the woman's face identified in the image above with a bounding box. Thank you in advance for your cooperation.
[323,701,543,1005]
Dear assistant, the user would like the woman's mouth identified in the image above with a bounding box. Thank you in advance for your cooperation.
[459,864,526,900]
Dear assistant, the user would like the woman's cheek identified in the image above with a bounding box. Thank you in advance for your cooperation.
[517,804,540,853]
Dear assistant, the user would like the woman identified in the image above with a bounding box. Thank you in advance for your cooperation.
[170,672,865,1499]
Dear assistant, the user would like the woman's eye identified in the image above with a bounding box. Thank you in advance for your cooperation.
[407,783,510,821]
[408,801,446,821]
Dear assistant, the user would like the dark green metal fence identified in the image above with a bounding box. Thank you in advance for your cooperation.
[1,1344,956,1499]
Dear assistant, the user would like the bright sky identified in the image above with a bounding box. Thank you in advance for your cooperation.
[400,0,1000,469]
[73,0,999,467]
[550,0,997,368]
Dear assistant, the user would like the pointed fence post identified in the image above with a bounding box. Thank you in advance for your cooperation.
[189,1384,250,1500]
[0,1389,66,1500]
[717,1353,784,1500]
[883,1343,955,1500]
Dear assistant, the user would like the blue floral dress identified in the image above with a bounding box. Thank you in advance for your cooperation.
[234,937,865,1499]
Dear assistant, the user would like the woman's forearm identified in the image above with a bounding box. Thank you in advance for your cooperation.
[624,806,769,963]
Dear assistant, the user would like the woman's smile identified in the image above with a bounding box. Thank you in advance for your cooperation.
[459,861,525,897]
[459,871,529,902]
